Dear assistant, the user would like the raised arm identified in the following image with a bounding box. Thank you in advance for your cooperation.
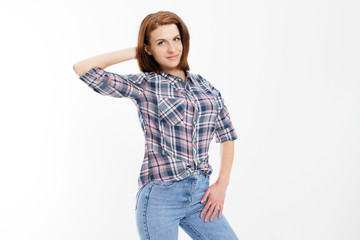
[73,47,137,77]
[74,47,146,100]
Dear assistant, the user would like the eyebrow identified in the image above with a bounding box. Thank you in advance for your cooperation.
[155,34,180,42]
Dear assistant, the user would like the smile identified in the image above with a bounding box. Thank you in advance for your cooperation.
[167,54,179,60]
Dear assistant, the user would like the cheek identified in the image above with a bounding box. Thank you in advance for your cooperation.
[177,42,183,50]
[153,48,166,58]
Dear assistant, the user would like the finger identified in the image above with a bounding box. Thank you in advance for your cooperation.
[210,205,220,222]
[201,189,210,203]
[205,204,216,222]
[200,201,211,218]
[218,205,223,219]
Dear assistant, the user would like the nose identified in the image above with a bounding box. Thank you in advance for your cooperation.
[168,42,176,53]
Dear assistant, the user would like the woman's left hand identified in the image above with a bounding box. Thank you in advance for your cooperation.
[200,181,228,222]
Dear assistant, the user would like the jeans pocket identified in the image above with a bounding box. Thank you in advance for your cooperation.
[135,184,147,211]
[151,180,178,189]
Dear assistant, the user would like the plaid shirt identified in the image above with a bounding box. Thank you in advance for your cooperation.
[79,67,238,190]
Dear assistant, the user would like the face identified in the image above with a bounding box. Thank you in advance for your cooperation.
[145,24,183,73]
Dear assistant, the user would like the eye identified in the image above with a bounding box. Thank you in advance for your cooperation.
[158,41,164,46]
[174,37,180,41]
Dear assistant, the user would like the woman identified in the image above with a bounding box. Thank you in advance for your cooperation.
[73,11,239,240]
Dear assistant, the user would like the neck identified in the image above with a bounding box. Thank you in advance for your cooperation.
[165,69,186,80]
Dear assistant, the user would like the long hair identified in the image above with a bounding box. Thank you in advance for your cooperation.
[136,11,190,74]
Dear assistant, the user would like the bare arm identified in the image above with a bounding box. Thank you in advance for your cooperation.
[73,47,137,77]
[216,140,235,186]
[200,140,235,222]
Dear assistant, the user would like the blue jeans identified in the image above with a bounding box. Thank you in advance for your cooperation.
[135,169,239,240]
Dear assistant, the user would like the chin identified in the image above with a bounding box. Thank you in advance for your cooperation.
[164,63,179,69]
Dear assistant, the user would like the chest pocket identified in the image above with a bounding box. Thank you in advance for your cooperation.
[157,97,185,126]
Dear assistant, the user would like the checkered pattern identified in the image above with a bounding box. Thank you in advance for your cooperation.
[79,67,238,190]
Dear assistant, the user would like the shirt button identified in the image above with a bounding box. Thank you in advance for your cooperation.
[193,139,195,143]
[193,172,198,176]
[193,121,196,125]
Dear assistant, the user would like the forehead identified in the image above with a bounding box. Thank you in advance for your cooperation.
[149,24,180,41]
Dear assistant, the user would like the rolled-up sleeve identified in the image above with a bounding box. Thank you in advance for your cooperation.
[214,94,238,143]
[198,74,238,143]
[79,67,145,100]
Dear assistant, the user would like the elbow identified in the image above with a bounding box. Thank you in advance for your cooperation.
[73,63,81,77]
[73,62,102,77]
[73,63,88,77]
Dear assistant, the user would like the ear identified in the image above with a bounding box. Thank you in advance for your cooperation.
[144,44,152,55]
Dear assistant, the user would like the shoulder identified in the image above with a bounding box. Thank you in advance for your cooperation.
[142,71,158,78]
[190,72,222,97]
[191,72,216,89]
[186,71,207,85]
[189,72,211,86]
[118,71,155,83]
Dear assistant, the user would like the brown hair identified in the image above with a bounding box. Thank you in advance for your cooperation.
[136,11,190,74]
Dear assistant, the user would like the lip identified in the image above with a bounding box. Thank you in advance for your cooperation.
[167,54,179,60]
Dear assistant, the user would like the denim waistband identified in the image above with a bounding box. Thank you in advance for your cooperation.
[178,168,209,180]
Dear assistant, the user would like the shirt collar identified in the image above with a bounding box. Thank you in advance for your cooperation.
[160,70,194,85]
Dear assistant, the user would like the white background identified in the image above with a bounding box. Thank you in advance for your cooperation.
[1,0,359,239]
